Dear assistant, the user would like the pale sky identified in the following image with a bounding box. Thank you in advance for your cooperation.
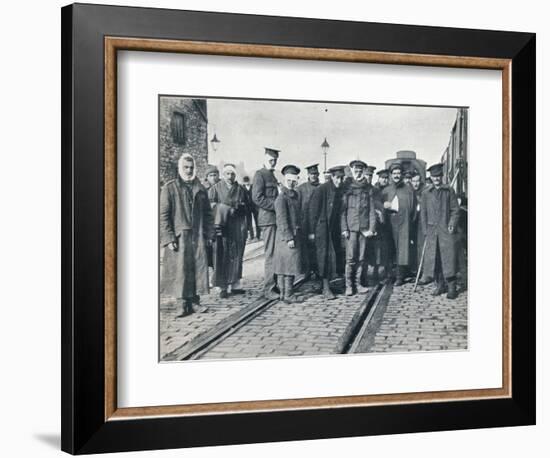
[206,97,460,179]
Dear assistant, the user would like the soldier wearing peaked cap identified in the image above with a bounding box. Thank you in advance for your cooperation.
[308,165,347,299]
[341,159,376,295]
[403,169,413,186]
[297,163,322,290]
[273,165,305,303]
[364,165,376,185]
[252,147,281,299]
[418,163,460,299]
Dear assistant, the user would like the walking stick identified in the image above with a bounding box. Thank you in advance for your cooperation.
[413,237,428,292]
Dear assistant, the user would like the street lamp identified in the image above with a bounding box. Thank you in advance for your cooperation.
[321,137,330,172]
[210,133,220,152]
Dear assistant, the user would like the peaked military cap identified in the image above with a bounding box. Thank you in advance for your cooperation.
[427,163,444,177]
[328,165,346,175]
[365,165,376,174]
[376,168,389,177]
[281,164,301,176]
[349,159,368,169]
[412,169,421,177]
[264,147,280,158]
[403,170,413,178]
[305,163,320,173]
[389,162,403,172]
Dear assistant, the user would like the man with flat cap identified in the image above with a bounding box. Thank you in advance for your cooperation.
[208,163,249,298]
[410,169,425,275]
[309,165,347,299]
[274,165,305,303]
[203,164,220,190]
[252,147,281,299]
[403,170,413,186]
[382,161,416,286]
[341,160,376,295]
[203,164,220,280]
[297,163,321,289]
[418,163,460,299]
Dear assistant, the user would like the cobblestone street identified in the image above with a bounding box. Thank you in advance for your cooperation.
[360,281,468,353]
[160,241,264,360]
[161,239,468,361]
[198,284,367,359]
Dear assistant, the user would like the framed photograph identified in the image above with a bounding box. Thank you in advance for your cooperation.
[61,3,535,454]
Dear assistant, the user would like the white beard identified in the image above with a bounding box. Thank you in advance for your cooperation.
[178,156,196,181]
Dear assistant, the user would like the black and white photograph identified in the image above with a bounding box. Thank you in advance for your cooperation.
[159,96,469,362]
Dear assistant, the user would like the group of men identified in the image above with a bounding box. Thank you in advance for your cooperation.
[160,147,464,318]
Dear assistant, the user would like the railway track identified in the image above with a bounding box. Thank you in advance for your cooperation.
[163,277,390,361]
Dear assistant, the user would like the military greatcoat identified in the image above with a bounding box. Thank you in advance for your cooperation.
[273,186,304,276]
[420,184,460,279]
[308,180,345,279]
[160,177,214,299]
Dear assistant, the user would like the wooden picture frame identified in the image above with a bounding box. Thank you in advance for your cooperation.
[61,3,535,454]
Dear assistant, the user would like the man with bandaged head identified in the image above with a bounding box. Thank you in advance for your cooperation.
[160,154,214,317]
[208,163,249,298]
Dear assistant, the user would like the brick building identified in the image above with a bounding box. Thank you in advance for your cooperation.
[159,96,209,186]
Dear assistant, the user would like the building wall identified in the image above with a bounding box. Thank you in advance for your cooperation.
[159,97,209,186]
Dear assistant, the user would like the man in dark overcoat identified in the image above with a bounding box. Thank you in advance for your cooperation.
[273,165,305,304]
[252,147,280,299]
[418,163,460,299]
[308,165,346,299]
[203,164,220,279]
[367,168,391,284]
[160,154,214,317]
[382,162,416,286]
[297,163,321,288]
[242,176,259,240]
[341,160,376,295]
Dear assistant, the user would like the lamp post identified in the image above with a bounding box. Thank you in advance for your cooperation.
[210,133,220,152]
[321,137,330,172]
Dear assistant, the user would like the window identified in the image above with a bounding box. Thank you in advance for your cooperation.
[171,112,185,144]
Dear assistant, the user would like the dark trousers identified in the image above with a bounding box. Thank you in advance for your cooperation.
[261,225,276,293]
[345,232,368,267]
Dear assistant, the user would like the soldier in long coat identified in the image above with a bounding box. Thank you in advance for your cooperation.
[160,154,214,317]
[273,165,305,304]
[418,163,460,299]
[341,160,376,296]
[252,147,280,299]
[297,163,321,288]
[382,162,416,286]
[308,165,346,299]
[208,163,248,298]
[367,169,391,284]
